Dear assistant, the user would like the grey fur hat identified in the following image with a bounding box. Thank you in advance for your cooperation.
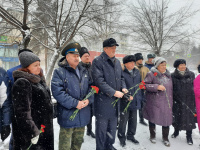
[19,51,40,68]
[153,57,166,68]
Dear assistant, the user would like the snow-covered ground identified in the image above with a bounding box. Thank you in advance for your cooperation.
[1,117,200,150]
[54,117,200,150]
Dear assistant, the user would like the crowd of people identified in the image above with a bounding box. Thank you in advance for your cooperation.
[0,37,199,150]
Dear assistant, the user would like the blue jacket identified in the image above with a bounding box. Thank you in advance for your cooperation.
[120,67,142,111]
[144,61,154,70]
[0,67,12,132]
[92,52,126,118]
[51,57,94,128]
[7,65,21,86]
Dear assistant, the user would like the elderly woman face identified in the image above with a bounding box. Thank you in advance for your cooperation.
[178,64,186,71]
[157,62,166,73]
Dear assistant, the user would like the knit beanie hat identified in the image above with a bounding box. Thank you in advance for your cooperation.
[134,53,143,61]
[173,59,186,68]
[79,47,90,58]
[19,51,40,68]
[153,57,166,68]
[123,55,136,64]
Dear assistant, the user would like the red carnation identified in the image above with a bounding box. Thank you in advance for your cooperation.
[139,84,146,90]
[91,86,99,94]
[41,128,44,133]
[141,80,145,85]
[41,125,46,128]
[194,114,197,117]
[154,72,158,76]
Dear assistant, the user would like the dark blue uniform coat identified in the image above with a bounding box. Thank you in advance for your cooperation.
[51,58,94,128]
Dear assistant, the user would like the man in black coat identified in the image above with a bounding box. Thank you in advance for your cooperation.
[118,55,142,147]
[92,38,127,150]
[79,47,95,138]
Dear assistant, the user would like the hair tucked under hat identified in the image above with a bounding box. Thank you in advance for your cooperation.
[153,57,166,68]
[19,51,40,68]
[173,59,186,68]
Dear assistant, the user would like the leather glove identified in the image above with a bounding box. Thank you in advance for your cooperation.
[31,135,39,145]
[122,92,132,102]
[1,125,11,141]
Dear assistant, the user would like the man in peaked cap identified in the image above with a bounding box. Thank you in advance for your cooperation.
[79,47,96,138]
[145,53,156,70]
[134,53,149,126]
[92,38,127,150]
[51,42,94,150]
[61,42,81,56]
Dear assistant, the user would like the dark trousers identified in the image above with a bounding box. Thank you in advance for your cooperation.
[87,105,93,132]
[87,116,92,132]
[139,101,144,120]
[173,127,192,137]
[149,121,169,129]
[118,109,137,141]
[95,116,117,150]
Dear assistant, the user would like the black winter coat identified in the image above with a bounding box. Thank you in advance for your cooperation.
[92,52,126,119]
[120,67,142,111]
[171,68,196,130]
[12,70,54,150]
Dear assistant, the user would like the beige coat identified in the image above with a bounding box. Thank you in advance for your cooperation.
[135,65,149,81]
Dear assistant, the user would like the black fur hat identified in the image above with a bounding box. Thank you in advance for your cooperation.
[123,55,136,64]
[173,59,186,68]
[134,53,143,61]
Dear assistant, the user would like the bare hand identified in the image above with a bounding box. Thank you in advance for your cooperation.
[114,91,124,98]
[82,99,89,108]
[128,96,133,101]
[157,85,166,91]
[76,101,85,110]
[122,88,128,94]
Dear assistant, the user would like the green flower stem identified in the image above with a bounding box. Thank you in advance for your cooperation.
[128,83,140,90]
[27,143,32,150]
[165,90,171,109]
[111,98,120,107]
[69,89,96,121]
[181,101,195,115]
[112,84,140,108]
[123,88,140,113]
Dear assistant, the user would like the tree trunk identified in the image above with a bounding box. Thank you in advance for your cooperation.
[45,49,60,87]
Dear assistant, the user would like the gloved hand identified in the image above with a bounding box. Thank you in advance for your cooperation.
[1,125,11,141]
[31,135,39,145]
[122,92,132,102]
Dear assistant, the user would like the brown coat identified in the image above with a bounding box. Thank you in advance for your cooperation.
[136,65,150,81]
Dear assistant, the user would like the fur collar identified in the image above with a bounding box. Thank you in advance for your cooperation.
[151,67,171,78]
[13,70,42,83]
[172,68,191,79]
